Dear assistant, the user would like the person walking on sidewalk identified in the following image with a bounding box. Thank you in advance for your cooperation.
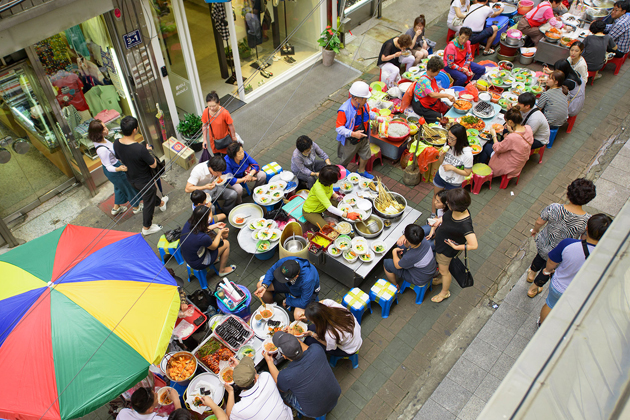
[335,81,376,180]
[88,120,142,216]
[526,178,596,297]
[114,116,168,236]
[532,213,612,324]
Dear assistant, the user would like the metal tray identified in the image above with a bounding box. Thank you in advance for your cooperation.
[228,203,264,229]
[249,303,290,340]
[212,315,254,351]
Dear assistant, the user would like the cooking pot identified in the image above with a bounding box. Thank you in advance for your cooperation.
[355,215,384,239]
[283,235,308,253]
[505,29,522,46]
[518,0,533,14]
[498,40,521,57]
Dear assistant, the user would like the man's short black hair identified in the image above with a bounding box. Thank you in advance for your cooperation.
[208,155,226,172]
[190,190,206,206]
[588,213,612,241]
[318,165,341,186]
[120,116,138,136]
[404,224,424,246]
[518,92,536,108]
[589,20,606,34]
[614,1,630,12]
[130,387,154,413]
[446,188,471,212]
[296,136,313,153]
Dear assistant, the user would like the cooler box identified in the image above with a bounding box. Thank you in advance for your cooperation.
[163,137,196,170]
[486,15,510,47]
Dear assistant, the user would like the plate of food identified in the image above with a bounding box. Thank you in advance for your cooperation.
[327,245,342,257]
[453,100,472,114]
[348,173,361,184]
[343,250,359,263]
[360,179,375,190]
[250,303,289,339]
[528,85,544,95]
[371,241,386,254]
[158,387,175,406]
[262,338,279,354]
[166,352,197,382]
[252,218,266,229]
[459,115,486,131]
[490,77,504,87]
[215,175,228,186]
[335,222,353,235]
[359,252,374,262]
[340,181,353,193]
[254,186,267,195]
[271,190,283,199]
[218,367,234,385]
[471,144,482,155]
[268,229,281,242]
[236,345,256,360]
[343,196,358,206]
[258,195,271,204]
[268,182,285,191]
[351,237,368,255]
[492,123,504,132]
[287,321,308,337]
[334,235,352,251]
[233,214,249,226]
[257,240,271,252]
[338,203,352,213]
[255,229,273,241]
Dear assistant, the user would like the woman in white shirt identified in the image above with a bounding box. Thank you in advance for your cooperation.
[302,299,362,356]
[447,0,471,32]
[88,120,142,215]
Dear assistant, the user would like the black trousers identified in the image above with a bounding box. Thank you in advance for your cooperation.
[131,180,160,228]
[296,160,327,189]
[531,139,546,149]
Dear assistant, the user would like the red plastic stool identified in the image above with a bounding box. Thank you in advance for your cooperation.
[447,28,456,44]
[499,174,520,189]
[351,143,383,172]
[529,146,545,164]
[469,163,493,194]
[471,43,480,58]
[566,115,577,133]
[587,70,597,85]
[601,53,628,75]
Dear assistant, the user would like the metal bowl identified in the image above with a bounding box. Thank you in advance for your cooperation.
[354,215,384,239]
[283,235,308,252]
[421,125,448,147]
[372,192,407,220]
[544,34,559,44]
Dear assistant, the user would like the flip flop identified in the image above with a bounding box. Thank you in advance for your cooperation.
[527,286,543,298]
[219,265,236,276]
[431,291,451,303]
[482,49,495,56]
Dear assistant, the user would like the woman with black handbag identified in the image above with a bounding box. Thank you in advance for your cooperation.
[202,91,237,156]
[432,188,478,303]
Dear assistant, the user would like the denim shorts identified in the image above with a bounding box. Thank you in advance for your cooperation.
[546,282,563,309]
[433,171,461,190]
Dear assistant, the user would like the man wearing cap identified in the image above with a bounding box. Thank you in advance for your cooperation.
[225,357,292,420]
[264,331,341,418]
[255,257,320,320]
[335,81,376,179]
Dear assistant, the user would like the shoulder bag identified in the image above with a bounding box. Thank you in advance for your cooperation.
[452,3,485,28]
[205,107,233,150]
[449,244,474,288]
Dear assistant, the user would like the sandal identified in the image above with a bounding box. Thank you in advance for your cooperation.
[219,264,236,276]
[526,269,536,283]
[431,291,451,303]
[527,286,543,298]
[482,49,495,56]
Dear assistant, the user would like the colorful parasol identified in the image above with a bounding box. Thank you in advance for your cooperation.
[0,225,180,420]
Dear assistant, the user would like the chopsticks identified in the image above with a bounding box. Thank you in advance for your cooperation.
[257,295,266,309]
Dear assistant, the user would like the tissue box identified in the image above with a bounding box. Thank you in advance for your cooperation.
[162,137,196,170]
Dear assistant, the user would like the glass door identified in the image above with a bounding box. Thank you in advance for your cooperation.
[148,0,204,116]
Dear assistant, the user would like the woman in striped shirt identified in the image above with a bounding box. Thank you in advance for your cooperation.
[526,178,597,298]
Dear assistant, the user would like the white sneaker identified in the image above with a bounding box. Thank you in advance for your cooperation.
[159,196,169,212]
[111,206,128,215]
[142,224,163,236]
[132,203,144,214]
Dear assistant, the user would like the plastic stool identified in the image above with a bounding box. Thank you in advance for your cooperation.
[446,28,456,43]
[157,235,184,265]
[369,279,398,318]
[461,172,473,190]
[243,183,251,196]
[566,115,577,133]
[601,53,627,75]
[342,288,372,324]
[297,413,326,420]
[330,353,359,369]
[469,163,493,194]
[529,146,545,163]
[186,264,219,290]
[470,43,480,58]
[547,127,559,148]
[499,173,520,189]
[587,70,597,85]
[351,143,383,172]
[262,162,283,182]
[399,279,432,305]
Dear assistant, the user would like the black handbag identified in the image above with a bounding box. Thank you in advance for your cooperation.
[150,151,165,177]
[165,227,182,243]
[206,107,233,150]
[449,245,474,288]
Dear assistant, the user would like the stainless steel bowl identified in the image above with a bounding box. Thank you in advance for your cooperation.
[354,215,384,239]
[283,236,308,252]
[504,35,521,47]
[372,192,407,220]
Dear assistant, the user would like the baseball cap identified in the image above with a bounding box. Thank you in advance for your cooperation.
[233,357,256,388]
[272,331,303,360]
[273,259,300,283]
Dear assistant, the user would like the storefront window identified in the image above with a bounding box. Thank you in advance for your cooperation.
[233,0,322,93]
[33,16,135,175]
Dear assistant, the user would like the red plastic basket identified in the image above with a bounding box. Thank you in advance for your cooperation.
[387,121,410,141]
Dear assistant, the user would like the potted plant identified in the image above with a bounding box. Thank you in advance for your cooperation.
[177,113,203,151]
[318,25,343,67]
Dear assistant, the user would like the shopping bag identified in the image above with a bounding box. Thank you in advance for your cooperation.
[449,245,474,288]
[199,148,211,163]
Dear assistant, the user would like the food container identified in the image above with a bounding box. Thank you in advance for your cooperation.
[372,192,407,220]
[163,351,198,384]
[193,336,235,374]
[262,338,279,354]
[218,367,234,385]
[355,215,384,239]
[213,315,255,351]
[287,321,308,337]
[387,121,410,141]
[158,387,176,406]
[478,92,491,102]
[334,235,352,251]
[236,345,256,360]
[453,100,472,114]
[342,250,359,263]
[371,241,386,254]
[283,235,308,253]
[518,0,533,14]
[519,54,534,65]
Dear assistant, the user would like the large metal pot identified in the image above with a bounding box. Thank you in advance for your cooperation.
[372,192,407,220]
[354,215,384,239]
[283,235,308,252]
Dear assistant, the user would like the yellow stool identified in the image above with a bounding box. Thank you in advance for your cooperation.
[157,235,184,265]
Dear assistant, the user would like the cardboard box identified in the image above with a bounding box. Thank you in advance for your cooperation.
[422,160,440,183]
[162,137,196,170]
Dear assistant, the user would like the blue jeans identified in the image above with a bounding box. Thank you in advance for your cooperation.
[421,225,436,251]
[444,62,486,87]
[281,390,307,417]
[546,282,563,309]
[104,163,141,207]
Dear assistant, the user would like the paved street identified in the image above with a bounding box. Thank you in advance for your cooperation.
[10,4,630,420]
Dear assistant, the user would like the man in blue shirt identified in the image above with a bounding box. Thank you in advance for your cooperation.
[532,213,612,325]
[603,1,630,58]
[255,257,320,320]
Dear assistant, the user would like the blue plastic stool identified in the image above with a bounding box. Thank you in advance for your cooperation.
[399,279,433,305]
[243,183,251,196]
[157,235,184,265]
[262,162,283,182]
[342,288,372,324]
[329,353,359,369]
[297,413,326,420]
[547,127,559,149]
[186,264,219,290]
[369,279,399,318]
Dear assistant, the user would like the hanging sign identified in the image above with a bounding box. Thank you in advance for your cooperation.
[123,30,142,49]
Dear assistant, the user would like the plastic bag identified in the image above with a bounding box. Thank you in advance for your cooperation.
[199,148,211,163]
[465,83,479,102]
[416,146,440,173]
[400,82,417,111]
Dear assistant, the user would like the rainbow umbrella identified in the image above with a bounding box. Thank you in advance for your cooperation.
[0,225,180,420]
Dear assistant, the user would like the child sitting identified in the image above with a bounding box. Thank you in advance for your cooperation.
[422,190,449,250]
[190,190,228,238]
